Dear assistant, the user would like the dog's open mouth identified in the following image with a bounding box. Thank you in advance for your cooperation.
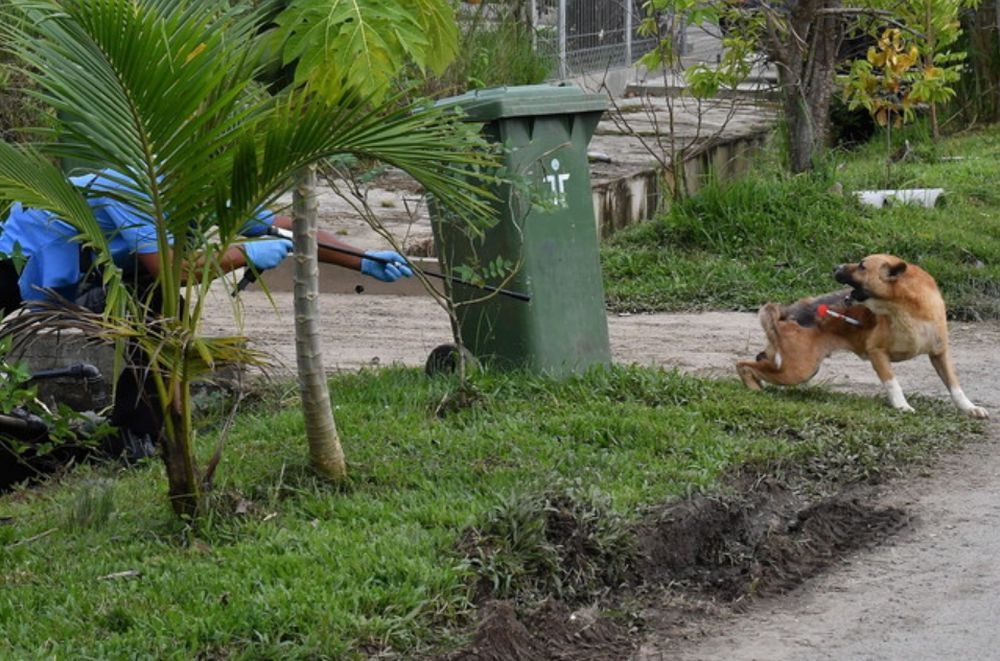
[846,287,870,303]
[834,269,870,303]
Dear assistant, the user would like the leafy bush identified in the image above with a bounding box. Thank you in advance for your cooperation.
[421,3,553,96]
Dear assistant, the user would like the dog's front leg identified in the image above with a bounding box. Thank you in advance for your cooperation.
[869,350,915,412]
[929,353,990,418]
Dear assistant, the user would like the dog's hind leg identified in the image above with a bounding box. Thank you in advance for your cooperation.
[758,303,785,358]
[737,358,767,389]
[929,352,989,418]
[736,304,786,390]
[738,303,825,389]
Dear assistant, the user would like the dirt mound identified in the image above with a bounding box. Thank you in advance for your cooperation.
[443,469,910,660]
[635,475,909,601]
[447,600,634,661]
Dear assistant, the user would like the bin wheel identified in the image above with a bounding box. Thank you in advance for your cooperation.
[425,344,479,376]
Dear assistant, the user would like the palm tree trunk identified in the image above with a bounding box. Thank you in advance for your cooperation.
[160,366,204,518]
[291,165,347,480]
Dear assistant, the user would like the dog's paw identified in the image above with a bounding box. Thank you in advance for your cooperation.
[964,405,989,419]
[736,363,763,390]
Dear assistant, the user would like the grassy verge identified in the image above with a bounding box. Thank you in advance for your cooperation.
[2,126,998,659]
[0,367,985,659]
[602,124,1000,317]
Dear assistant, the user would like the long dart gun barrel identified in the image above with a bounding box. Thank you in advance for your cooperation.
[235,226,531,302]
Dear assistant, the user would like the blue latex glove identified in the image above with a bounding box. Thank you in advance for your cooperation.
[361,250,413,282]
[243,237,293,270]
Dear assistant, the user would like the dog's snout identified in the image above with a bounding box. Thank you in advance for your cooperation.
[833,264,854,286]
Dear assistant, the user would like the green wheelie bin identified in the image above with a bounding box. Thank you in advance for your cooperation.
[431,84,610,377]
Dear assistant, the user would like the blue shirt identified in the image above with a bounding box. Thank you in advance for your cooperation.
[0,170,275,302]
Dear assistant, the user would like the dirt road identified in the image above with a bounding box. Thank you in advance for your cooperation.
[203,286,1000,408]
[650,428,1000,661]
[201,287,1000,660]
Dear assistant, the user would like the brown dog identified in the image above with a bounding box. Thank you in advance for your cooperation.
[738,254,988,418]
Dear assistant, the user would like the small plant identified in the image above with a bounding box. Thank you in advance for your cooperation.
[622,0,765,203]
[422,2,553,95]
[839,2,972,180]
[459,481,636,606]
[0,336,111,489]
[65,477,116,531]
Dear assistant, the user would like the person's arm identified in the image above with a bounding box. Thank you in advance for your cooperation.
[134,241,292,283]
[267,215,412,282]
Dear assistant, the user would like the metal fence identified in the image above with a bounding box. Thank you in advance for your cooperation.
[532,0,661,79]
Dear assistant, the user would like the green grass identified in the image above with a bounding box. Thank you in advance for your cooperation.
[602,124,1000,317]
[0,367,985,659]
[3,126,999,659]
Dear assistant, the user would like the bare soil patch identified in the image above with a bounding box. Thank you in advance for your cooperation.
[439,465,914,661]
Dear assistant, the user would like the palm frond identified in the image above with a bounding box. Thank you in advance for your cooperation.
[6,1,268,239]
[255,92,504,235]
[0,299,271,379]
[0,141,118,267]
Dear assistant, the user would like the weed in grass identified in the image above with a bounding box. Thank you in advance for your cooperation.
[459,480,635,608]
[64,477,116,532]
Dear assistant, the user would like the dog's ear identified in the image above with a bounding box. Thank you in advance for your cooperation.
[883,260,908,281]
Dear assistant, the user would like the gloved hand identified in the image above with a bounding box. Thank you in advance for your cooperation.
[243,238,294,271]
[361,250,413,283]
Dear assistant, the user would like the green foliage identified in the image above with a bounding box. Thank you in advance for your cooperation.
[0,340,35,415]
[0,0,50,142]
[840,27,962,128]
[639,0,729,74]
[425,3,552,94]
[0,337,106,465]
[839,0,975,132]
[461,481,635,605]
[273,0,459,104]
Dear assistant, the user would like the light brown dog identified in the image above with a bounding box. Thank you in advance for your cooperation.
[738,254,988,418]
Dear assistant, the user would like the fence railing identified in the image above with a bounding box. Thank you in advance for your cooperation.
[530,0,660,79]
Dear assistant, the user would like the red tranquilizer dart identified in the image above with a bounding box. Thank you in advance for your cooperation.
[817,303,862,326]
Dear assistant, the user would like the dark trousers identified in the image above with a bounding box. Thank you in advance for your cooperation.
[0,259,22,317]
[0,258,162,441]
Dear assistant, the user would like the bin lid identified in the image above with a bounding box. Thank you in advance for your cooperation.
[435,84,607,121]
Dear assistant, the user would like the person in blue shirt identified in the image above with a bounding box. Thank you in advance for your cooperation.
[0,169,412,460]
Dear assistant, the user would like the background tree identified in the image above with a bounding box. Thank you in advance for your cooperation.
[0,0,498,518]
[753,0,851,172]
[715,0,978,171]
[634,0,765,201]
[957,1,1000,124]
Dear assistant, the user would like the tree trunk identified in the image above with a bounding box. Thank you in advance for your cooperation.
[960,4,1000,123]
[291,165,347,480]
[767,0,843,173]
[161,373,203,518]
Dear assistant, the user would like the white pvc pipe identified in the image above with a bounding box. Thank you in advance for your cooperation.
[855,188,945,208]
